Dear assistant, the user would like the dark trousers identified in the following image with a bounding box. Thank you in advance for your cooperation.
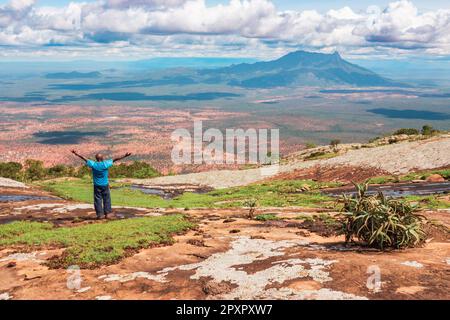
[94,185,112,217]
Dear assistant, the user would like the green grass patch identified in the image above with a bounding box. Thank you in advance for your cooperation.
[292,213,339,225]
[400,169,450,181]
[368,168,449,184]
[304,151,338,161]
[367,175,399,184]
[0,214,193,268]
[38,178,339,209]
[403,195,450,209]
[255,214,280,221]
[314,213,341,228]
[293,214,315,222]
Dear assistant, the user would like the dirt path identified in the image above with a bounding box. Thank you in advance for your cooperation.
[126,135,450,189]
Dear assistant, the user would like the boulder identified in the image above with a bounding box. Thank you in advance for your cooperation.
[202,280,234,295]
[426,174,445,183]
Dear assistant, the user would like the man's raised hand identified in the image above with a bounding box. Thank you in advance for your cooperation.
[72,150,88,162]
[113,152,132,163]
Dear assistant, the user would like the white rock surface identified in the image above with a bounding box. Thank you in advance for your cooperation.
[128,136,450,189]
[0,252,42,263]
[100,236,366,300]
[0,177,27,188]
[401,261,424,268]
[0,292,11,300]
[76,287,91,293]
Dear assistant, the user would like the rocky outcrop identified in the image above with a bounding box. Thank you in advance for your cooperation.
[127,135,450,189]
[0,177,27,188]
[426,174,446,183]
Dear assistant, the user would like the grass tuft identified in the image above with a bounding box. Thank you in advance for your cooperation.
[255,214,280,221]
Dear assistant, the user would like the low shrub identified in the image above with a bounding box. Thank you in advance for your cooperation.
[255,214,280,221]
[330,139,341,147]
[0,162,23,180]
[339,182,426,249]
[243,198,258,219]
[393,128,419,136]
[0,160,160,182]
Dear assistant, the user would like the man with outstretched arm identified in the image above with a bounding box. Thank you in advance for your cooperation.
[71,150,132,219]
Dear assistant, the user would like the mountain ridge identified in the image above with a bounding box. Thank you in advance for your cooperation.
[199,50,404,88]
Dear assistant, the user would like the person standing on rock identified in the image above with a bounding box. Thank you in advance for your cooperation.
[71,150,132,219]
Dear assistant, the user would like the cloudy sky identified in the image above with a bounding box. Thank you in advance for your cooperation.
[0,0,449,60]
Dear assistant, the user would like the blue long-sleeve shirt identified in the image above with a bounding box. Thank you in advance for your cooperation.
[86,159,113,186]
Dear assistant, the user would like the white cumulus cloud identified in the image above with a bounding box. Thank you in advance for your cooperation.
[0,0,448,59]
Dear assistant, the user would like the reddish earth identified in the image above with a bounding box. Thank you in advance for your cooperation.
[267,165,391,184]
[0,103,306,174]
[0,185,448,300]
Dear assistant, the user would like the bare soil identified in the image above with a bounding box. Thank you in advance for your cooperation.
[267,165,390,184]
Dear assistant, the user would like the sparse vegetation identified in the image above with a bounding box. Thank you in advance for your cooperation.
[38,178,338,209]
[255,214,280,221]
[304,151,338,161]
[340,182,426,249]
[0,161,23,180]
[330,139,341,148]
[403,195,450,210]
[0,215,193,268]
[296,213,341,237]
[109,161,160,179]
[421,125,438,136]
[368,168,449,184]
[24,159,47,181]
[0,160,160,182]
[305,142,317,149]
[243,198,258,219]
[293,214,315,222]
[393,128,419,136]
[368,136,381,143]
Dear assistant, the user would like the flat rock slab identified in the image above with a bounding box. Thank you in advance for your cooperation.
[0,178,27,189]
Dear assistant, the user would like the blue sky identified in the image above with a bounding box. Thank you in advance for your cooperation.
[0,0,449,60]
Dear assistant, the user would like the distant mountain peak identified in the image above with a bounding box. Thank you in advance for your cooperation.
[201,50,403,88]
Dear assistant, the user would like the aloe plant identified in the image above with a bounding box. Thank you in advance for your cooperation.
[340,182,426,249]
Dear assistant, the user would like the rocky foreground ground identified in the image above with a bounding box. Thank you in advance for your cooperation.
[0,135,449,300]
[0,185,449,300]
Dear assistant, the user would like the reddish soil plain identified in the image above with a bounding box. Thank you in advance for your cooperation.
[0,103,259,173]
